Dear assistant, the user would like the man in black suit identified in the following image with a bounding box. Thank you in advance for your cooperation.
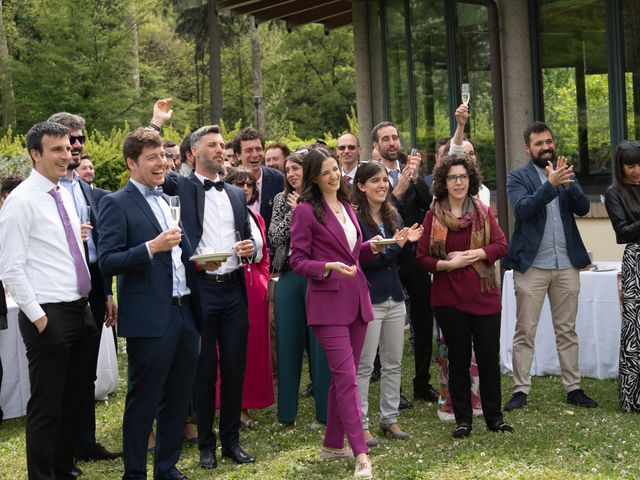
[47,112,120,463]
[98,127,203,480]
[162,125,256,470]
[231,127,284,233]
[75,154,112,206]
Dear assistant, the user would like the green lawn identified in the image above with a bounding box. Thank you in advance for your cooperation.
[1,342,638,480]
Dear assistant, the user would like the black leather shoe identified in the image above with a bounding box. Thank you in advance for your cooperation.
[504,392,528,411]
[221,445,255,464]
[398,392,413,410]
[71,464,82,478]
[488,421,514,433]
[453,423,472,438]
[199,449,217,469]
[75,443,122,461]
[154,468,188,480]
[415,385,439,402]
[567,389,598,408]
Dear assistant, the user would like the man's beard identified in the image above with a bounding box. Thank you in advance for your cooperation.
[379,146,398,162]
[68,160,80,170]
[531,149,555,169]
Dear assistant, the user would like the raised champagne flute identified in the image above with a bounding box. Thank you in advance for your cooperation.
[461,83,470,106]
[169,196,181,227]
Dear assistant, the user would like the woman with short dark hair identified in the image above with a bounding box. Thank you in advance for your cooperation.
[416,155,511,438]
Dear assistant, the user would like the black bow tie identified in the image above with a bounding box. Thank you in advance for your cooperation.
[204,180,225,191]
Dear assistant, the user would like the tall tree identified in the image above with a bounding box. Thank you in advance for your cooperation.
[207,0,222,123]
[249,16,263,131]
[0,0,16,129]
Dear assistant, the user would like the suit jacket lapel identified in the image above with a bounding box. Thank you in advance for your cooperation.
[322,198,358,262]
[525,162,544,190]
[188,173,206,229]
[125,181,163,235]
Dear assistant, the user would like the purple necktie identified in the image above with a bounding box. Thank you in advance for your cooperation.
[48,188,92,296]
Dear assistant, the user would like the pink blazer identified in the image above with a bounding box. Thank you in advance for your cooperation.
[290,199,375,326]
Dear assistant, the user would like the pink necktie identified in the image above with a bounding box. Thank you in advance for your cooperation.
[48,188,92,296]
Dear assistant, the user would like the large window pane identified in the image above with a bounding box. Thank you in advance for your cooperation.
[538,0,610,191]
[383,0,411,146]
[623,0,640,140]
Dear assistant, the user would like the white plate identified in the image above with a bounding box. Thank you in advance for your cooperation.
[190,252,234,262]
[371,238,400,246]
[589,267,617,272]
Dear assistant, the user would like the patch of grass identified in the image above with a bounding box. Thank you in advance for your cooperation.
[1,340,639,479]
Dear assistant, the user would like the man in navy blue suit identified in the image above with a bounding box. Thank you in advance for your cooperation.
[47,111,120,464]
[98,128,201,480]
[162,125,256,470]
[503,121,597,412]
[231,127,284,233]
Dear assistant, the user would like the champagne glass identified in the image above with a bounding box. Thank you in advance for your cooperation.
[169,196,181,227]
[79,205,91,225]
[235,231,252,276]
[461,83,470,106]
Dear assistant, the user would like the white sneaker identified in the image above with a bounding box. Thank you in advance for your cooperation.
[319,446,354,460]
[354,457,372,479]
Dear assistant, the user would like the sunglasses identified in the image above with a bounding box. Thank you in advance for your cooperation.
[233,180,256,187]
[337,145,357,151]
[69,135,86,146]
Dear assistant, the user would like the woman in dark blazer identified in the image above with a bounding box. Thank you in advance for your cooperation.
[290,148,383,479]
[603,140,640,412]
[416,155,511,438]
[351,161,422,447]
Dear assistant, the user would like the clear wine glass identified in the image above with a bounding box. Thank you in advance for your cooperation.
[461,83,470,106]
[169,196,181,227]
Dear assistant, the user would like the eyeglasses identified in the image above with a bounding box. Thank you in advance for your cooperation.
[69,135,86,145]
[233,180,255,187]
[337,145,357,151]
[446,174,470,183]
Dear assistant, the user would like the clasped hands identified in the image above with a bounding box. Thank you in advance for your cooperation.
[546,156,573,188]
[445,249,485,270]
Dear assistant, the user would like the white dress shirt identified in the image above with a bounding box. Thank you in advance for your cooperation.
[194,172,239,274]
[0,169,87,321]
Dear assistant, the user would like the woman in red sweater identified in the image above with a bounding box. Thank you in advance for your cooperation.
[416,155,512,438]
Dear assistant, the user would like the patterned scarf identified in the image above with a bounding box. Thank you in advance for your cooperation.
[430,196,496,292]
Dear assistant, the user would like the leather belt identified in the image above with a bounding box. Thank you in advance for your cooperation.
[206,269,242,283]
[172,295,191,306]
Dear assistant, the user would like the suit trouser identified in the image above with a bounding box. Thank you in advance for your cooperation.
[76,262,107,449]
[196,275,248,452]
[399,261,434,395]
[18,299,96,480]
[512,267,581,394]
[274,270,330,423]
[122,304,198,480]
[434,307,503,427]
[357,299,405,429]
[313,316,368,457]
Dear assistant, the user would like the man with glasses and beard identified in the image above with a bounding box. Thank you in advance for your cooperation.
[502,121,597,412]
[47,112,120,464]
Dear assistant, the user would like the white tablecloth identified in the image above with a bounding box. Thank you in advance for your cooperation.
[0,298,119,419]
[500,262,622,380]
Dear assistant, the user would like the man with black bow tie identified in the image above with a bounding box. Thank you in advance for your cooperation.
[162,125,256,470]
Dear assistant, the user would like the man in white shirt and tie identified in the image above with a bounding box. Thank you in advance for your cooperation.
[0,121,98,479]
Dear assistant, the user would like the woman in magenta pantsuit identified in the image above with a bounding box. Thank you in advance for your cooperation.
[216,169,274,424]
[290,148,383,479]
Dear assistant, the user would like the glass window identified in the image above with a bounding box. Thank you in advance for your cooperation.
[623,0,640,141]
[537,0,610,192]
[383,0,411,146]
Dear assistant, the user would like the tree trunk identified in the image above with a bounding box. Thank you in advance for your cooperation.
[130,1,140,91]
[250,17,264,132]
[0,0,16,129]
[208,1,223,124]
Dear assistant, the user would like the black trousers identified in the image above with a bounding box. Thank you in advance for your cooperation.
[196,274,249,452]
[399,261,434,395]
[434,306,503,427]
[18,299,97,480]
[76,262,107,449]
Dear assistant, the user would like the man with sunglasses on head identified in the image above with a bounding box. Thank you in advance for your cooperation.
[47,112,120,465]
[336,133,362,187]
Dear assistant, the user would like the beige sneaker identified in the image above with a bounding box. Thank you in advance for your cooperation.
[354,456,372,479]
[319,446,354,460]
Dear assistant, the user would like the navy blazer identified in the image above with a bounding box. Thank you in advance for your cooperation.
[357,212,406,304]
[502,161,590,273]
[97,181,200,337]
[258,166,284,232]
[162,171,253,251]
